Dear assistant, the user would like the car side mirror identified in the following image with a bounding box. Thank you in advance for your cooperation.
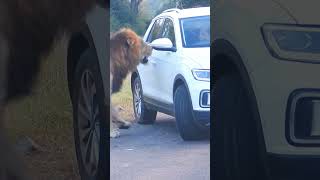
[150,38,177,52]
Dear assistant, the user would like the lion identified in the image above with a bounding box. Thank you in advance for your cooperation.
[110,28,153,138]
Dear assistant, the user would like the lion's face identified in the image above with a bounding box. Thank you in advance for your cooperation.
[126,35,153,66]
[139,39,153,63]
[110,28,153,93]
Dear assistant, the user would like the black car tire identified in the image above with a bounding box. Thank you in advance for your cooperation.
[174,85,209,140]
[72,48,107,180]
[212,73,268,180]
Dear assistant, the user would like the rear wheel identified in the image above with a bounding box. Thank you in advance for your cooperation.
[213,73,268,180]
[72,49,107,180]
[132,76,157,124]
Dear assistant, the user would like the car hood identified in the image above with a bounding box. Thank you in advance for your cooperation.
[181,48,210,69]
[273,0,320,24]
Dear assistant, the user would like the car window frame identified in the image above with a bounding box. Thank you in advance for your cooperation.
[146,18,165,43]
[161,18,177,47]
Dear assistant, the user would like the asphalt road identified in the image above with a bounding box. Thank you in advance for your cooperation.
[110,113,210,180]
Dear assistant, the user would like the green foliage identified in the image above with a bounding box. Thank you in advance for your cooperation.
[155,0,176,15]
[182,0,210,8]
[110,0,210,35]
[156,0,209,14]
[111,0,150,35]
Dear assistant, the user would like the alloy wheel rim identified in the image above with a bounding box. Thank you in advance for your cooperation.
[134,81,142,118]
[78,70,100,176]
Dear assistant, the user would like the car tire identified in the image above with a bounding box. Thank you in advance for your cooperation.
[212,73,268,180]
[72,48,107,180]
[132,76,157,124]
[174,85,208,140]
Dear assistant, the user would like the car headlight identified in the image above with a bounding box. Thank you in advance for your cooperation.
[262,24,320,62]
[192,69,210,81]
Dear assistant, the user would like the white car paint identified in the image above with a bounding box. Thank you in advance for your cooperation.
[213,0,320,155]
[85,5,109,97]
[138,7,210,112]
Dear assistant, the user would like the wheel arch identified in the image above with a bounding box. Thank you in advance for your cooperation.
[67,25,95,101]
[173,74,193,106]
[212,38,270,173]
[131,70,139,91]
[212,39,259,117]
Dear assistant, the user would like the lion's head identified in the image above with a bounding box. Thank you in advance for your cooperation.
[110,28,153,72]
[110,28,153,93]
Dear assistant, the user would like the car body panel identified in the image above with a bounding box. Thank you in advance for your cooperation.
[138,7,210,114]
[181,48,210,69]
[150,49,180,104]
[213,0,320,155]
[274,0,320,24]
[85,5,109,98]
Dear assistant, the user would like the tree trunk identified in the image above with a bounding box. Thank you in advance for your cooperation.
[130,0,142,15]
[176,0,183,8]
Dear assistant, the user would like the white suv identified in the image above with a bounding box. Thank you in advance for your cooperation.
[131,7,210,140]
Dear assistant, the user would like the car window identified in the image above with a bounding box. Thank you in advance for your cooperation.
[147,18,165,43]
[180,16,210,48]
[161,19,176,47]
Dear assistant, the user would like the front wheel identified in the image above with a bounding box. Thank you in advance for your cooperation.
[72,49,107,180]
[174,85,208,140]
[212,73,268,180]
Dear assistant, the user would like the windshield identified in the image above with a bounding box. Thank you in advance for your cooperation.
[180,16,210,48]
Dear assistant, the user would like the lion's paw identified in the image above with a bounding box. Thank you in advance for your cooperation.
[110,129,120,138]
[118,120,131,129]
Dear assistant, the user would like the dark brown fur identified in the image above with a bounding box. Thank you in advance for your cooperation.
[0,0,105,179]
[3,0,98,101]
[110,28,152,93]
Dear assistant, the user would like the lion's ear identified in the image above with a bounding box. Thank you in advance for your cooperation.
[126,38,135,47]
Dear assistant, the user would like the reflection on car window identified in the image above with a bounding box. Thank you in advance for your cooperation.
[180,16,210,48]
[147,18,165,43]
[161,19,176,47]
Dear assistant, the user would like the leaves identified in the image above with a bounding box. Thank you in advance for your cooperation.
[110,0,210,35]
[111,0,148,35]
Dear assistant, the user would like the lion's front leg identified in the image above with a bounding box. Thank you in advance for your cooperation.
[110,74,119,138]
[110,119,120,138]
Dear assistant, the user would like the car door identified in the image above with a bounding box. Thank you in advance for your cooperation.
[152,18,180,105]
[138,18,165,100]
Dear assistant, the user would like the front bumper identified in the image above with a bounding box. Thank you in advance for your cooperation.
[286,89,320,146]
[250,51,320,155]
[188,79,210,111]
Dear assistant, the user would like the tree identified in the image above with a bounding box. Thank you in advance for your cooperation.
[182,0,209,8]
[130,0,143,15]
[110,0,210,35]
[111,0,151,35]
[155,0,209,15]
[176,0,183,8]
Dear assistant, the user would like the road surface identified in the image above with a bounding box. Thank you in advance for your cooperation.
[110,113,210,180]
